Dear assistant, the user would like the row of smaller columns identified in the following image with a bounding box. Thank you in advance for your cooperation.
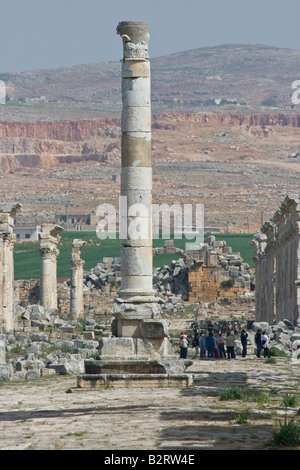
[0,217,86,334]
[39,225,86,318]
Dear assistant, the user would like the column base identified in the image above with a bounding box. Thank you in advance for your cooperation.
[68,292,194,390]
[69,372,193,390]
[68,358,193,391]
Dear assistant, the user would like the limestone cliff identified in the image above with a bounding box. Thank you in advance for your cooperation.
[0,113,299,172]
[0,118,121,172]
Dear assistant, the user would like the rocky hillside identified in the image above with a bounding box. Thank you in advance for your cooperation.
[1,43,300,121]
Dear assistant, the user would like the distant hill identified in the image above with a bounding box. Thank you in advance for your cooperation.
[1,43,300,121]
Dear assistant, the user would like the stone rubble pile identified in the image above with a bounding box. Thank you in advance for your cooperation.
[75,256,189,313]
[81,257,122,292]
[0,304,110,381]
[153,258,188,302]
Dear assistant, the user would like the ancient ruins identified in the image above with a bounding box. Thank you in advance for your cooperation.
[0,204,21,333]
[252,194,300,326]
[39,223,63,310]
[0,23,300,388]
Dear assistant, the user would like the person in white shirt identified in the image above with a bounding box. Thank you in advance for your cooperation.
[261,331,270,358]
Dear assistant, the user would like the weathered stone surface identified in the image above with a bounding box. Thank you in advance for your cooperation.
[75,372,193,390]
[0,364,13,381]
[140,319,169,338]
[98,337,135,359]
[84,359,192,375]
[47,355,85,375]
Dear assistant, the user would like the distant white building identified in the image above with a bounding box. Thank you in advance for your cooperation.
[14,225,41,242]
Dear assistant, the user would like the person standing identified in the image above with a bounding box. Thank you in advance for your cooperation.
[199,333,206,358]
[240,329,248,357]
[206,331,216,358]
[180,333,188,359]
[192,333,200,359]
[215,332,226,358]
[254,329,263,358]
[225,331,235,360]
[207,321,213,335]
[261,330,270,358]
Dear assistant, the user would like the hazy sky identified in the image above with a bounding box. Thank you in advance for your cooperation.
[1,0,299,73]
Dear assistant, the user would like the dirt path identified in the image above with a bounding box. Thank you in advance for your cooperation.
[0,356,299,451]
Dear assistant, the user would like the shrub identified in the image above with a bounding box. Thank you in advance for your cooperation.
[220,386,244,401]
[265,357,276,364]
[269,347,287,357]
[10,345,26,355]
[235,409,251,425]
[282,393,299,408]
[221,278,235,288]
[269,418,300,448]
[219,387,274,404]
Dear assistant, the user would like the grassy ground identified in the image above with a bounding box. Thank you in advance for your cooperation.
[13,232,255,280]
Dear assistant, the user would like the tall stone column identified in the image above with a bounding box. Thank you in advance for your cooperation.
[39,224,63,309]
[113,21,163,344]
[0,203,21,333]
[70,239,86,318]
[117,21,154,299]
[251,232,267,322]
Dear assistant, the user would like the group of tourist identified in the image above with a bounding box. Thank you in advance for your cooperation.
[179,322,270,360]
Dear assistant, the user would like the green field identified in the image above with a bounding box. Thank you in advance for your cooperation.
[13,232,255,280]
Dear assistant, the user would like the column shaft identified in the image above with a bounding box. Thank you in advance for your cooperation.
[70,239,86,318]
[39,224,63,309]
[117,21,155,300]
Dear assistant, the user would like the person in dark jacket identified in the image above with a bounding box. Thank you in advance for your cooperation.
[205,331,216,358]
[240,329,248,357]
[254,329,262,358]
[192,333,200,359]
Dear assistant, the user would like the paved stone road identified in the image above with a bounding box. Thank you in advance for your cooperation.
[0,356,299,451]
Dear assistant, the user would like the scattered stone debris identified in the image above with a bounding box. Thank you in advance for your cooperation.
[0,305,108,381]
